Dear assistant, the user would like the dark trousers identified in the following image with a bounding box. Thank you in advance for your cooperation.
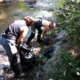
[26,26,42,45]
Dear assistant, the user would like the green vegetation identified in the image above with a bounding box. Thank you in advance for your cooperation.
[57,3,80,45]
[51,50,80,80]
[36,53,47,63]
[56,0,66,8]
[16,2,29,11]
[50,0,80,80]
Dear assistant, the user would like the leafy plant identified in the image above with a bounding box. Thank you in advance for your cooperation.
[36,53,47,63]
[49,1,80,80]
[51,50,80,80]
[56,1,80,45]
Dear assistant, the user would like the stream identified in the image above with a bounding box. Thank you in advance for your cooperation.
[0,0,65,35]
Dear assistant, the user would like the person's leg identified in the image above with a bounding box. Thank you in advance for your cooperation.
[26,32,35,45]
[11,54,27,78]
[0,37,15,64]
[0,37,27,78]
[36,27,42,42]
[26,25,35,45]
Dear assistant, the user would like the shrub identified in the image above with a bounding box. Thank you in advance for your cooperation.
[51,50,80,80]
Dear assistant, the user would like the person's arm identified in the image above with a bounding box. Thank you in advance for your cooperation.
[17,26,28,44]
[42,26,49,38]
[41,20,50,38]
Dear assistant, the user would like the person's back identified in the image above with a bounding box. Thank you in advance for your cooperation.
[3,20,26,41]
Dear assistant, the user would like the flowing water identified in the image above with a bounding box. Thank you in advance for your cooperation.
[0,0,66,35]
[0,1,18,35]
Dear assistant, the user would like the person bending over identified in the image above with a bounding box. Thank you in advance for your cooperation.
[24,16,56,46]
[0,19,31,78]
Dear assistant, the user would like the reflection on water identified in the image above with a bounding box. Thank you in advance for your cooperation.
[0,1,19,35]
[0,0,36,35]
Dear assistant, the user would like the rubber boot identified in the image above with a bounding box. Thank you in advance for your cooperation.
[11,54,27,78]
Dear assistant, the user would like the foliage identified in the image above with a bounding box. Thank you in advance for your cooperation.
[57,0,66,8]
[36,53,47,63]
[51,50,80,80]
[47,31,53,35]
[49,1,80,80]
[56,1,80,45]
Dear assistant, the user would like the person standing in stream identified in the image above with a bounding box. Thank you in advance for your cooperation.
[0,18,34,78]
[24,16,56,46]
